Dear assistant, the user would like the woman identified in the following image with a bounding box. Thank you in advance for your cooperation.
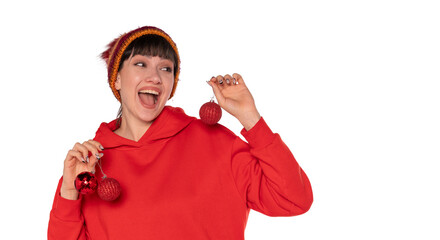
[48,26,313,240]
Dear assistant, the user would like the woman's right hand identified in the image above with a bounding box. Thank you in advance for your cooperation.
[60,140,104,200]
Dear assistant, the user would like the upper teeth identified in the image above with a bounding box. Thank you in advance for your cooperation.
[139,90,159,95]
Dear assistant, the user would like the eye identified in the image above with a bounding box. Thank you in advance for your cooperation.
[161,67,173,72]
[135,62,145,67]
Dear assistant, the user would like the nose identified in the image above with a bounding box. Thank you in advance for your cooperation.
[144,68,161,84]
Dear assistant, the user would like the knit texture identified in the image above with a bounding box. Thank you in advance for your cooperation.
[101,26,180,101]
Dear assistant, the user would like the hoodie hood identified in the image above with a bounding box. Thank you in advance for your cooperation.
[94,106,195,149]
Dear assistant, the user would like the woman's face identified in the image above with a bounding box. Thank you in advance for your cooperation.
[115,54,174,125]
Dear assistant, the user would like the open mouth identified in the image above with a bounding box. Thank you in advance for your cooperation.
[138,89,159,107]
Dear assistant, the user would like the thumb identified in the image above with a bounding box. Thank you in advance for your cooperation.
[207,81,225,105]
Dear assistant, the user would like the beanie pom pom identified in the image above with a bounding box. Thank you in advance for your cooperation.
[101,37,120,64]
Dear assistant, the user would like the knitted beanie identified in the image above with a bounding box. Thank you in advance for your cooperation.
[101,26,180,101]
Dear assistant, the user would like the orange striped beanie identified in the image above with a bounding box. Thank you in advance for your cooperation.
[101,26,180,101]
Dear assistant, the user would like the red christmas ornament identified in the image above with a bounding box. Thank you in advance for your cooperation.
[199,100,222,125]
[75,171,98,195]
[97,177,121,201]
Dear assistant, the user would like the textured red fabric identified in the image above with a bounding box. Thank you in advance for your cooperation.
[48,106,313,240]
[97,177,121,201]
[199,101,222,125]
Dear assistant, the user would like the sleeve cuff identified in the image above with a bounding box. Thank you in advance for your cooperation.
[53,189,83,221]
[240,117,275,148]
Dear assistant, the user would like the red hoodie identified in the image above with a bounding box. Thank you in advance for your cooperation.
[48,106,313,240]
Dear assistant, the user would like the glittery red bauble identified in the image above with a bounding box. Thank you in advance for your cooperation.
[97,177,121,201]
[75,171,98,195]
[199,101,222,125]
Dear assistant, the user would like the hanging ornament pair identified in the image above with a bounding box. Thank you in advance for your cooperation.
[74,155,121,201]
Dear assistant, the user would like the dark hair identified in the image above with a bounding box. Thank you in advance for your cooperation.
[118,34,178,73]
[116,35,178,126]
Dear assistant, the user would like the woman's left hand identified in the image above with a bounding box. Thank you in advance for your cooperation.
[208,73,261,131]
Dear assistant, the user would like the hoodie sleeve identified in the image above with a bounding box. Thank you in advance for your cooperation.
[48,177,88,240]
[230,117,313,216]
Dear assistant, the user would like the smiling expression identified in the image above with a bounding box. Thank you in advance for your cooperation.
[115,54,175,125]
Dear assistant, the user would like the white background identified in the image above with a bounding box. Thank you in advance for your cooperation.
[1,0,439,239]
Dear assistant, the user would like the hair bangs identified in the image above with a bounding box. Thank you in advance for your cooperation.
[118,35,178,72]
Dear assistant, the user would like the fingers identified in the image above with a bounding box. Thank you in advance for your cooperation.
[218,74,238,86]
[69,143,88,163]
[207,73,245,105]
[208,74,241,88]
[208,77,225,105]
[232,73,245,86]
[66,140,104,166]
[83,140,104,162]
[65,149,86,167]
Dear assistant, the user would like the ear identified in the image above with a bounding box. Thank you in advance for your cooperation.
[115,74,121,90]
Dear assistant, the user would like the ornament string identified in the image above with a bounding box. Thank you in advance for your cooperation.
[96,158,107,179]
